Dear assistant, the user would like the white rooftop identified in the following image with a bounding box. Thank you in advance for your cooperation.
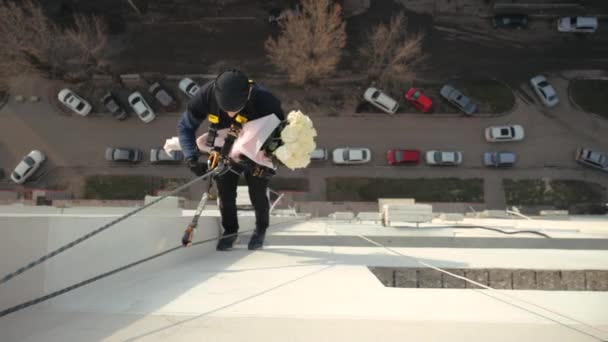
[1,204,608,341]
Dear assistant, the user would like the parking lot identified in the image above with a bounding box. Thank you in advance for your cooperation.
[2,70,607,208]
[1,1,608,211]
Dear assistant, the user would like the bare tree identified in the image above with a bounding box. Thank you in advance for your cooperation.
[360,13,425,91]
[265,0,347,85]
[0,0,59,78]
[66,14,108,68]
[0,0,108,81]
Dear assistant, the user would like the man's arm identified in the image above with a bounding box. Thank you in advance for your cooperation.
[177,110,203,160]
[177,82,213,160]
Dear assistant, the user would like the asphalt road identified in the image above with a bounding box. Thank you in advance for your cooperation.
[110,0,608,85]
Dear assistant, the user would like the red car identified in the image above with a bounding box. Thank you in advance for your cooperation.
[405,88,433,113]
[386,149,421,165]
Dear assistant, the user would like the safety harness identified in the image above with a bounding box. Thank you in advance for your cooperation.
[204,83,274,178]
[206,113,248,171]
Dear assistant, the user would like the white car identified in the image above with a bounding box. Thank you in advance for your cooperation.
[363,87,399,114]
[310,148,328,161]
[332,147,371,164]
[10,150,46,184]
[178,78,200,98]
[425,151,463,166]
[530,75,559,107]
[557,16,598,33]
[128,92,156,123]
[575,148,608,173]
[485,125,525,142]
[57,88,92,116]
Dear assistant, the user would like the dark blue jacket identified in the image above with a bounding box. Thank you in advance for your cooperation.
[177,81,285,160]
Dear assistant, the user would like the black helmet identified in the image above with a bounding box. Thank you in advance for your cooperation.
[214,69,250,112]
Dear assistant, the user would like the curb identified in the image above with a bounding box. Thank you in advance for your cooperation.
[166,74,217,80]
[120,74,141,82]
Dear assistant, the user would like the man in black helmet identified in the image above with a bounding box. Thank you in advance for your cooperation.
[177,69,285,251]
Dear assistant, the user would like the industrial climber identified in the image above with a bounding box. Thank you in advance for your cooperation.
[177,69,285,251]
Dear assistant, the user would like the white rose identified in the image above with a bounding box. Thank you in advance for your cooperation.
[276,110,317,170]
[280,125,299,143]
[301,139,315,153]
[287,110,303,124]
[274,145,292,161]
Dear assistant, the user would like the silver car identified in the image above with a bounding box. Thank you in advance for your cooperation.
[310,148,328,161]
[440,85,477,115]
[530,75,559,107]
[150,148,183,164]
[425,150,463,166]
[575,148,608,173]
[149,82,174,107]
[332,147,371,164]
[105,147,143,163]
[484,152,516,167]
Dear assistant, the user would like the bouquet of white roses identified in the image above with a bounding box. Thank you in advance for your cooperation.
[268,110,317,170]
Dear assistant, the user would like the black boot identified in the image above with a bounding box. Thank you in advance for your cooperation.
[248,230,266,250]
[216,234,237,251]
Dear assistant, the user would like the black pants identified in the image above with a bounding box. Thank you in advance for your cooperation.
[215,170,270,235]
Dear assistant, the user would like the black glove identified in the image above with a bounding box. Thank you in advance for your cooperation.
[187,156,208,176]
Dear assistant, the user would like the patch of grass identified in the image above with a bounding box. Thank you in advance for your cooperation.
[269,177,309,191]
[549,180,605,209]
[461,80,515,114]
[84,175,188,200]
[326,177,484,202]
[570,80,608,118]
[502,179,546,206]
[503,179,606,214]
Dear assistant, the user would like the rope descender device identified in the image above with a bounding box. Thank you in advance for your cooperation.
[181,177,214,247]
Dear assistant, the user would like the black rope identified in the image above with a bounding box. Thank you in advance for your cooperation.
[452,225,552,238]
[0,170,218,285]
[0,219,305,318]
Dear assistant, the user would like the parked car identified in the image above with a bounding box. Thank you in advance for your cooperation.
[386,149,421,165]
[310,148,328,161]
[439,85,477,115]
[101,92,127,120]
[128,92,156,123]
[150,148,183,164]
[332,147,371,164]
[149,82,174,107]
[178,78,200,98]
[557,16,598,33]
[530,75,559,107]
[484,151,516,167]
[493,14,528,29]
[425,151,463,166]
[405,88,433,113]
[105,147,143,163]
[575,148,608,172]
[363,87,399,114]
[57,88,92,116]
[485,125,525,142]
[11,150,46,184]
